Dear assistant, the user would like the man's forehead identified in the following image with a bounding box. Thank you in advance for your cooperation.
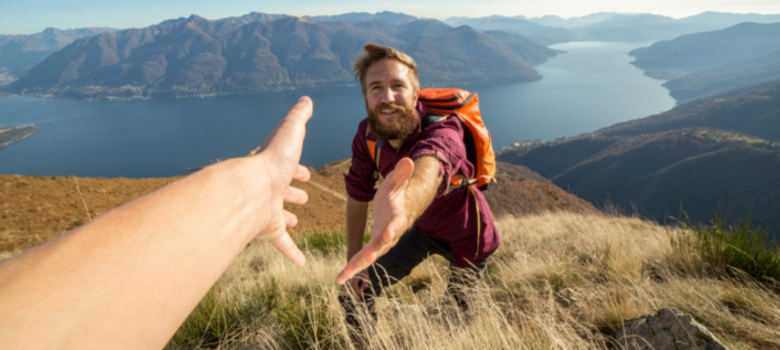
[366,59,411,81]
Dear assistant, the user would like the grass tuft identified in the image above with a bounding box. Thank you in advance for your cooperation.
[672,215,780,286]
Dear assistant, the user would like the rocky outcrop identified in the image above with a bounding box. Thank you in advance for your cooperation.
[617,307,727,350]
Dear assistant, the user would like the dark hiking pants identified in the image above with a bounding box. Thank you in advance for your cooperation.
[338,227,487,342]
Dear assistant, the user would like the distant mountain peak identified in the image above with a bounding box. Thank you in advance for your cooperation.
[7,12,557,100]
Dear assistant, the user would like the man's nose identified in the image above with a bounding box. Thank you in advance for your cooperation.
[379,87,394,103]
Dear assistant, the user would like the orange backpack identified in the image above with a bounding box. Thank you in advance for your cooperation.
[367,88,497,190]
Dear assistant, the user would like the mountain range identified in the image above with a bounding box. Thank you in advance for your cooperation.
[445,12,780,45]
[305,11,419,25]
[498,80,780,240]
[629,22,780,103]
[445,16,579,45]
[630,22,780,78]
[5,12,556,100]
[0,27,112,85]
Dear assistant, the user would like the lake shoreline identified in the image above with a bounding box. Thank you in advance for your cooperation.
[0,41,675,178]
[0,125,36,150]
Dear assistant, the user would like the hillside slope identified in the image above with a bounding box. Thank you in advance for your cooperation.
[661,51,780,103]
[499,128,780,240]
[1,160,594,254]
[629,22,780,80]
[597,81,780,141]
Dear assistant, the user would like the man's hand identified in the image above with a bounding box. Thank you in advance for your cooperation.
[249,96,313,267]
[337,157,415,284]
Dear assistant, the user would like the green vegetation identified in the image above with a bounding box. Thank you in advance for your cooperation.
[168,287,273,348]
[165,214,780,349]
[296,230,347,256]
[693,129,780,149]
[672,215,780,286]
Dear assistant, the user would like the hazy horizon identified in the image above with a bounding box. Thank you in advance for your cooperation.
[2,0,780,35]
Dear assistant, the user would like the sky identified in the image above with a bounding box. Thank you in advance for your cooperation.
[2,0,780,35]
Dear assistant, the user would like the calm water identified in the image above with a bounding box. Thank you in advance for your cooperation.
[0,41,674,177]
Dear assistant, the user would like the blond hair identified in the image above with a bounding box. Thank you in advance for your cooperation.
[352,43,419,93]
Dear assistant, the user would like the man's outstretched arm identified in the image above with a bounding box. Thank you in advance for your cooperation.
[337,156,442,284]
[0,97,314,349]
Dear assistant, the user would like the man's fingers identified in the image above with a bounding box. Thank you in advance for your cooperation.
[270,231,306,267]
[338,251,371,284]
[339,157,415,284]
[338,264,358,285]
[254,96,313,157]
[284,210,298,228]
[337,239,385,284]
[293,165,311,182]
[284,186,308,205]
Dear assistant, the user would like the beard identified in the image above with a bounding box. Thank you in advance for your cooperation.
[367,102,419,141]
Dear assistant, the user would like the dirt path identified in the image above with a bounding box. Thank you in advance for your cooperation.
[307,180,346,202]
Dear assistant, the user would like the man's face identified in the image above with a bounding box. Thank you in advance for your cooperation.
[364,58,419,141]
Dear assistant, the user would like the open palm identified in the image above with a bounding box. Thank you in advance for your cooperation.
[337,157,415,284]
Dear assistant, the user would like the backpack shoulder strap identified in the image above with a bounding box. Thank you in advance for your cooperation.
[422,114,449,129]
[365,138,382,183]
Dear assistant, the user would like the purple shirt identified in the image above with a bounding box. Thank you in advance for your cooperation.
[345,102,499,267]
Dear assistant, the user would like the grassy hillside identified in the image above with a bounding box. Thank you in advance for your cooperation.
[1,166,778,348]
[164,212,780,349]
[0,160,590,255]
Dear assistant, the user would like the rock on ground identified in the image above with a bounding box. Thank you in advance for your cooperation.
[616,307,727,350]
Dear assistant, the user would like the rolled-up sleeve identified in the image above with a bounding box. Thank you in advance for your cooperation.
[409,117,468,196]
[344,120,377,202]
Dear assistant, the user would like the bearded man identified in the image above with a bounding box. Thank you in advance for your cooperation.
[336,43,500,342]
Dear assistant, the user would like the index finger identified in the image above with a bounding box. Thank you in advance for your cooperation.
[248,96,313,157]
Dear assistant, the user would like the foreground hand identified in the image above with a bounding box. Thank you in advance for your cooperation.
[337,157,415,284]
[250,96,313,267]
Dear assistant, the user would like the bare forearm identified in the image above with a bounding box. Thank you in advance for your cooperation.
[401,156,442,228]
[0,156,271,349]
[346,197,369,260]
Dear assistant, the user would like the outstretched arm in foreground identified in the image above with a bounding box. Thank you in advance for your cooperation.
[337,156,442,284]
[0,96,314,349]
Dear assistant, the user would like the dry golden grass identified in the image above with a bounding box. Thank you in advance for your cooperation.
[0,172,345,255]
[169,212,780,349]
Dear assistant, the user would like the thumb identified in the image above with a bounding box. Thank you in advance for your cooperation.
[248,96,313,157]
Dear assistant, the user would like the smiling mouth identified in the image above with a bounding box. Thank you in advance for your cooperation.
[381,108,399,115]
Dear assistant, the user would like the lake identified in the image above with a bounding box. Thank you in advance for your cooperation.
[0,41,675,177]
